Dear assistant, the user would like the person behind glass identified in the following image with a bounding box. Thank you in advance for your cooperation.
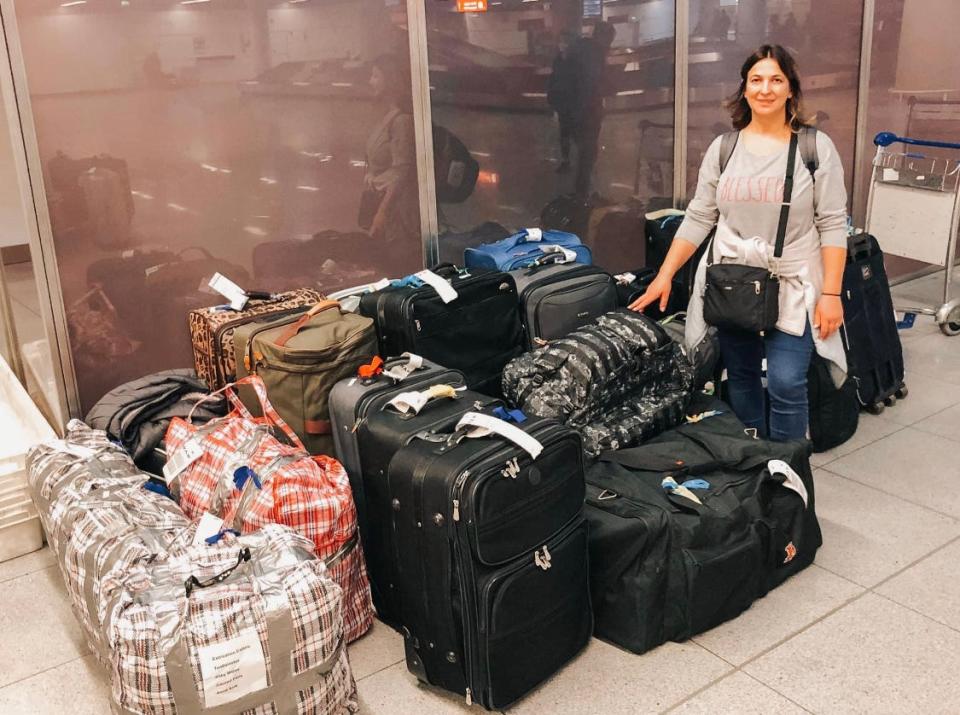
[630,44,848,442]
[547,30,578,174]
[568,21,616,196]
[361,55,418,257]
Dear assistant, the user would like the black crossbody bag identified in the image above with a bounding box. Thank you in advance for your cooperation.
[703,131,798,334]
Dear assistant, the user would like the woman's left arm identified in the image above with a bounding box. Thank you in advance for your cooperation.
[812,133,849,340]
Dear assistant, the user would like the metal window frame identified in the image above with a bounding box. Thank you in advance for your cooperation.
[408,0,440,268]
[674,0,690,207]
[0,0,78,422]
[852,0,876,225]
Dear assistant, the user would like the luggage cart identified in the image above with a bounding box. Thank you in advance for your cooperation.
[865,131,960,335]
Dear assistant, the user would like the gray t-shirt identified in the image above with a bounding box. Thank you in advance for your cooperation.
[677,130,848,251]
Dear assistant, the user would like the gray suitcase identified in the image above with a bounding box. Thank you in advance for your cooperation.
[511,262,618,349]
[329,353,465,537]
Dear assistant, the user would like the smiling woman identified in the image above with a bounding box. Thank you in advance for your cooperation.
[631,44,850,444]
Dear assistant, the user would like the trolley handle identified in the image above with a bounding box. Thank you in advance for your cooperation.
[874,132,960,151]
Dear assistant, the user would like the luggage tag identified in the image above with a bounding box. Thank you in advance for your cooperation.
[614,272,637,286]
[538,244,577,263]
[163,440,204,485]
[767,459,809,508]
[382,353,424,382]
[524,228,544,241]
[192,512,225,546]
[414,270,459,304]
[208,272,249,311]
[387,384,459,415]
[42,439,96,460]
[196,627,269,708]
[455,412,543,459]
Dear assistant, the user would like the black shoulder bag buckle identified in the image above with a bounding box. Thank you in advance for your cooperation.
[702,131,798,334]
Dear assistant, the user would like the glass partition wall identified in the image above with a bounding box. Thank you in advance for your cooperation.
[8,0,422,413]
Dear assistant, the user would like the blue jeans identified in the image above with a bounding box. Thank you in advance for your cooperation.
[717,322,815,441]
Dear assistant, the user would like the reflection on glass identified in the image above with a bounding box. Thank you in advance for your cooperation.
[686,0,862,203]
[427,0,677,272]
[14,0,422,412]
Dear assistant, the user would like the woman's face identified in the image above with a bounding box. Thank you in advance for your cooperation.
[370,65,385,98]
[744,57,792,122]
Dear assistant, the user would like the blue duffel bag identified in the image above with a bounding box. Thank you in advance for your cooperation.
[463,227,592,270]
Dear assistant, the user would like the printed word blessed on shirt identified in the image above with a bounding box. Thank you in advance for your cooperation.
[717,175,785,204]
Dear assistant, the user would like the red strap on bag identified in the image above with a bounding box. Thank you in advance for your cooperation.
[357,356,384,380]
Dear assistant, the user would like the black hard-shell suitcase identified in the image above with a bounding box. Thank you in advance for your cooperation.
[389,413,592,709]
[840,233,907,412]
[358,265,524,395]
[585,403,821,654]
[510,261,617,349]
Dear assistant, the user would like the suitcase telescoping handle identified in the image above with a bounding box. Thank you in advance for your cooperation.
[274,299,340,347]
[184,547,251,596]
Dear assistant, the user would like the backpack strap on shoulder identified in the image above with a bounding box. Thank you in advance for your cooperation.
[798,126,819,181]
[718,131,740,174]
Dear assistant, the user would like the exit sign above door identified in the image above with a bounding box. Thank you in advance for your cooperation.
[457,0,488,12]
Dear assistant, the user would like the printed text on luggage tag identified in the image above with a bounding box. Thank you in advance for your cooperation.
[163,441,204,484]
[414,270,459,304]
[456,412,543,459]
[208,272,249,311]
[767,459,808,507]
[196,627,269,708]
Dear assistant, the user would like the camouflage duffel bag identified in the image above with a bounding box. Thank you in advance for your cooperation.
[502,310,696,455]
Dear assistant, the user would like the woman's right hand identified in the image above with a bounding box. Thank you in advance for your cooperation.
[629,273,673,313]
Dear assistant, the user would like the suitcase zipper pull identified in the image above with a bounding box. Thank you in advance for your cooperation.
[351,417,364,434]
[452,499,460,522]
[465,688,472,706]
[754,281,761,295]
[415,319,422,332]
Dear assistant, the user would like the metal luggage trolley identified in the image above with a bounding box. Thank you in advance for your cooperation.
[866,131,960,335]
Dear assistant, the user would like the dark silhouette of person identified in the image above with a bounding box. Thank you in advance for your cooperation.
[568,21,617,197]
[547,31,578,173]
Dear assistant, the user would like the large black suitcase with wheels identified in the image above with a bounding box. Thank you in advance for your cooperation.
[389,412,592,709]
[585,403,821,655]
[840,233,907,412]
[511,261,617,349]
[358,265,524,395]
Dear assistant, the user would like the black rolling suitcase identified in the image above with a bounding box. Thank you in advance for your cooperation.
[840,233,907,413]
[511,261,618,349]
[390,411,592,709]
[358,265,524,395]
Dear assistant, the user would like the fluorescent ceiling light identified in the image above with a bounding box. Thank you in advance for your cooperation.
[60,1,87,6]
[180,0,210,5]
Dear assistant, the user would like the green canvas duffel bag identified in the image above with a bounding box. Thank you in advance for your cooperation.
[234,299,378,455]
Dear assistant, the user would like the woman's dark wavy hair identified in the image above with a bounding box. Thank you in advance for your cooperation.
[724,44,809,131]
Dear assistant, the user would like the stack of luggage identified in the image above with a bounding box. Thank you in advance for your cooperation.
[23,209,863,712]
[26,421,359,714]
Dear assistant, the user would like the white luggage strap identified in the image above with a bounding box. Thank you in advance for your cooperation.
[454,412,544,459]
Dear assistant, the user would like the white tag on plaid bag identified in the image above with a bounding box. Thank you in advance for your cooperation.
[197,627,268,708]
[163,441,203,485]
[43,439,95,460]
[208,272,249,311]
[414,270,459,304]
[768,459,809,508]
[192,512,225,546]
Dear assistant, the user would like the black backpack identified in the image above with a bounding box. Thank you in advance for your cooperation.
[719,125,819,177]
[807,353,859,453]
[433,124,480,204]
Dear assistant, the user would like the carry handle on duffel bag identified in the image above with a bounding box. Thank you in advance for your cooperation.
[273,299,341,347]
[184,547,252,596]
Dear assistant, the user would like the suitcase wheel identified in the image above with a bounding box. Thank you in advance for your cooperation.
[883,396,897,407]
[895,386,908,399]
[866,402,885,415]
[939,305,960,336]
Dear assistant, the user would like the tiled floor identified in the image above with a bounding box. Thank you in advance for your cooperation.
[2,273,960,714]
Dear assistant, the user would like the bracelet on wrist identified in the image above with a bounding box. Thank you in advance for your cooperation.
[823,292,841,297]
